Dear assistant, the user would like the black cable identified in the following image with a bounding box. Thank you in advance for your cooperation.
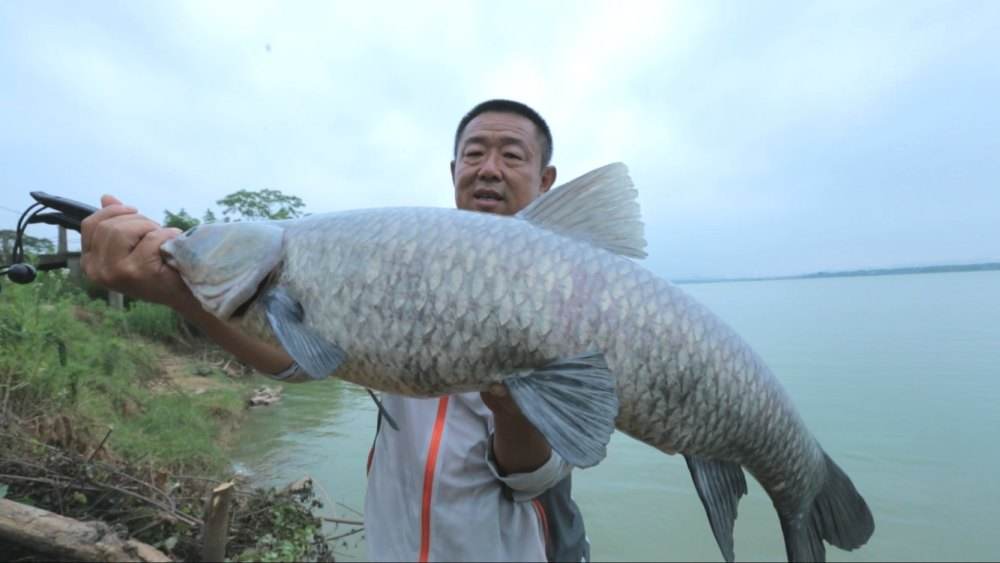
[15,203,42,237]
[4,203,46,269]
[12,203,46,264]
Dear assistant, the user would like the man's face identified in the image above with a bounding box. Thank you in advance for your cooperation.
[452,112,556,216]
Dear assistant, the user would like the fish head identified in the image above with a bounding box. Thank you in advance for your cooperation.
[161,222,285,320]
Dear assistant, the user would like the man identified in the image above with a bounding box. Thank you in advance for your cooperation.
[81,99,589,562]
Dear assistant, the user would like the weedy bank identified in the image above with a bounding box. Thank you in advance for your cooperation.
[0,274,333,561]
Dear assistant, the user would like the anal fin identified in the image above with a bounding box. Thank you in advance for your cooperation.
[503,352,618,469]
[685,455,748,563]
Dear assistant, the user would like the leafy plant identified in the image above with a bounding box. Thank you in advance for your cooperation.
[231,484,333,562]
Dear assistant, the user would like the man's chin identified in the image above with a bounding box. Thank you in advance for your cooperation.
[470,198,506,214]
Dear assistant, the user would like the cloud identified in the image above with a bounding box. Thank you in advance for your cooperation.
[2,0,998,278]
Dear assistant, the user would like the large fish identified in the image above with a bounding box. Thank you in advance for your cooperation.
[161,163,874,562]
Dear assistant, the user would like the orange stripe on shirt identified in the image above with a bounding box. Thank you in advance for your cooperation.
[418,396,451,563]
[532,498,550,555]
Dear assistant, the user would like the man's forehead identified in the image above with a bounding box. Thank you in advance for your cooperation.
[460,112,540,147]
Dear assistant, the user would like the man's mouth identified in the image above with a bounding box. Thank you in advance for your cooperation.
[473,188,504,202]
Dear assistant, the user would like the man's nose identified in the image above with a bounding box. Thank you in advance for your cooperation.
[477,152,502,182]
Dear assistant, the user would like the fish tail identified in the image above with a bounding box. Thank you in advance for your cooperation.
[779,452,874,562]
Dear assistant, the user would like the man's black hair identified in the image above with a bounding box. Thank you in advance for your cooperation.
[453,99,554,167]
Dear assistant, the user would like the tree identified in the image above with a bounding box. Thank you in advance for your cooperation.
[162,209,200,231]
[0,230,55,263]
[216,189,305,222]
[162,189,304,234]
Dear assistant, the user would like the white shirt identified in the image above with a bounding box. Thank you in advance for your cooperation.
[364,392,573,562]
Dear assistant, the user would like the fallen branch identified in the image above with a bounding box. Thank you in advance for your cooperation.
[327,526,364,542]
[86,427,114,463]
[0,498,171,562]
[322,516,364,526]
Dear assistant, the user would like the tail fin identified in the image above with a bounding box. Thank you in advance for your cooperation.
[780,452,875,562]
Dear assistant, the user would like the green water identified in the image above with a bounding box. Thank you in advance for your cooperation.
[229,271,1000,561]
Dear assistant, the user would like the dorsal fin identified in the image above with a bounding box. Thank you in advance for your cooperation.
[516,162,647,258]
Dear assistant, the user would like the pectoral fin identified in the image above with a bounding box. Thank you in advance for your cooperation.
[263,287,347,380]
[262,288,400,431]
[503,352,618,469]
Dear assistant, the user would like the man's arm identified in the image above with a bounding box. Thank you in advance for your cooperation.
[482,385,553,475]
[81,195,295,375]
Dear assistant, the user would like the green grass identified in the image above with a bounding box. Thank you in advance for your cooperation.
[122,300,182,342]
[0,272,247,471]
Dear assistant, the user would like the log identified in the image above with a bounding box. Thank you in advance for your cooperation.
[0,498,171,562]
[200,481,234,562]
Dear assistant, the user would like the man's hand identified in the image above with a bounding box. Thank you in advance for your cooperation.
[81,195,296,376]
[80,195,199,314]
[482,384,552,475]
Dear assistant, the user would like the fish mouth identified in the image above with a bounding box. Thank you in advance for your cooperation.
[160,239,179,268]
[159,238,278,321]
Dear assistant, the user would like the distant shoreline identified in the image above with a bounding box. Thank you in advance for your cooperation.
[674,262,1000,285]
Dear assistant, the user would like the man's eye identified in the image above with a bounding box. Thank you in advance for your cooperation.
[465,150,483,158]
[503,152,523,160]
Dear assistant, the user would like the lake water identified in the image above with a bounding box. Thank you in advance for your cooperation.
[229,271,1000,562]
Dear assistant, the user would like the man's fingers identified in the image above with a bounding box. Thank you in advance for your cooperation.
[101,194,124,208]
[84,214,160,279]
[92,214,158,250]
[81,202,138,250]
[135,228,183,267]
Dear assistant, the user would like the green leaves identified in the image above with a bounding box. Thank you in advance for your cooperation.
[230,485,332,562]
[164,189,306,234]
[163,209,201,231]
[216,189,305,222]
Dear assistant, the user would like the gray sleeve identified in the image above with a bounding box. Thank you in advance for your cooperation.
[267,361,312,383]
[484,433,574,501]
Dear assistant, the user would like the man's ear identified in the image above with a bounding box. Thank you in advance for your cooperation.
[540,166,557,193]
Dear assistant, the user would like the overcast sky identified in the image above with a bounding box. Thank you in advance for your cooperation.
[2,1,997,279]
